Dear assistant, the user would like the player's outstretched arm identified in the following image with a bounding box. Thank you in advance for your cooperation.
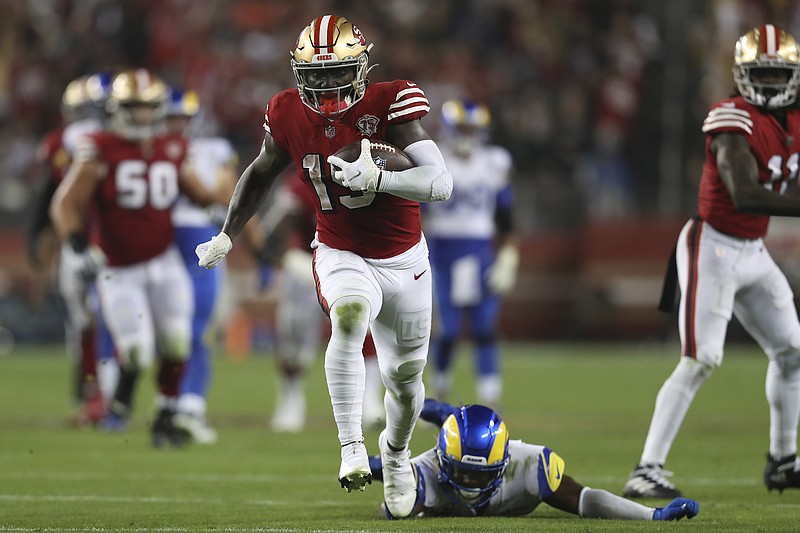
[547,475,699,521]
[196,134,291,269]
[419,398,458,426]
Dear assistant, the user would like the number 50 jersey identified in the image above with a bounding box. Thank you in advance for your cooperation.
[75,132,189,266]
[264,80,430,260]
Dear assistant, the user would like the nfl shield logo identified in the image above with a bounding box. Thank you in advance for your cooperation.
[325,125,336,139]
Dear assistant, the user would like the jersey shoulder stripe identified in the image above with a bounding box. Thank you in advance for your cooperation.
[702,104,754,134]
[536,447,565,501]
[387,81,430,123]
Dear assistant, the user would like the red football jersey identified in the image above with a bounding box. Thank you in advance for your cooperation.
[77,131,189,266]
[264,80,430,259]
[698,96,800,238]
[36,127,70,185]
[283,176,318,249]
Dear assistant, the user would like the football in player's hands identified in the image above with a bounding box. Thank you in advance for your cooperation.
[330,140,415,173]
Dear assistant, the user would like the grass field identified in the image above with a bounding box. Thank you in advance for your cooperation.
[1,341,799,532]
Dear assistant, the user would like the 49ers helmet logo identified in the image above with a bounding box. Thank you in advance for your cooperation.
[352,25,366,45]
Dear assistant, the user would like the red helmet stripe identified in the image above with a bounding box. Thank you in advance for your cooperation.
[762,24,778,56]
[313,15,337,54]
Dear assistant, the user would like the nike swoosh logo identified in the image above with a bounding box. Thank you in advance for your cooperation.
[413,270,427,280]
[556,465,561,480]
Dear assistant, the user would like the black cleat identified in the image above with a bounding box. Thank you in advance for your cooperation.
[623,463,683,499]
[151,408,190,449]
[765,453,800,493]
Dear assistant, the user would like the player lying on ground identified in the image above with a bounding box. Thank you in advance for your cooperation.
[368,399,700,520]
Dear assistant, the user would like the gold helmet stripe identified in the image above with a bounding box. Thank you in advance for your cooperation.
[442,414,462,459]
[487,421,508,464]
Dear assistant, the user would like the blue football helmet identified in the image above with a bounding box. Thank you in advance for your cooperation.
[440,99,491,157]
[435,404,509,508]
[166,89,200,117]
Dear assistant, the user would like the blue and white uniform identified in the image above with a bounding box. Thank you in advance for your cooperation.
[413,440,562,517]
[173,136,236,417]
[424,143,513,403]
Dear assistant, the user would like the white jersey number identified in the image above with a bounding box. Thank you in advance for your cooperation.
[764,153,800,194]
[116,160,180,210]
[302,154,376,211]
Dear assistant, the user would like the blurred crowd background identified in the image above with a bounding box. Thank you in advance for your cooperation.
[2,0,800,347]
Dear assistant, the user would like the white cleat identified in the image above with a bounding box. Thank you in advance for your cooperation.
[339,439,372,492]
[270,391,306,433]
[379,429,417,518]
[172,412,218,445]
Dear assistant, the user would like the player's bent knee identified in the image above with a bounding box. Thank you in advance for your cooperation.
[118,344,154,371]
[331,296,370,339]
[160,334,191,361]
[773,348,800,375]
[676,356,714,381]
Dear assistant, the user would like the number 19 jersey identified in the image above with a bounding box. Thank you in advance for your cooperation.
[264,80,430,259]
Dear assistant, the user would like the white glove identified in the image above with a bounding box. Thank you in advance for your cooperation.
[61,244,106,282]
[487,245,519,295]
[282,248,315,287]
[327,138,381,192]
[196,232,232,269]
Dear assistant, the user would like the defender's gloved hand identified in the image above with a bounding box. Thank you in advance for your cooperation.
[652,498,699,521]
[328,138,381,192]
[196,232,232,269]
[487,244,519,295]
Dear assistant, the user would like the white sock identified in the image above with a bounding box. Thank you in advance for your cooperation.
[177,393,206,417]
[383,377,425,450]
[579,487,654,520]
[766,358,800,459]
[641,357,711,465]
[477,374,502,406]
[363,357,385,422]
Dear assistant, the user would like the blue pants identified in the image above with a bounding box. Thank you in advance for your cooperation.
[428,238,500,377]
[174,225,221,398]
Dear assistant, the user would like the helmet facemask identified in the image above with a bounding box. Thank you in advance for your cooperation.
[435,405,509,509]
[733,24,800,110]
[290,15,373,119]
[436,448,508,508]
[292,54,370,118]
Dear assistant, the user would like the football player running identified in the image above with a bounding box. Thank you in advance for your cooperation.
[51,69,229,448]
[367,399,699,521]
[424,99,518,407]
[195,15,452,517]
[164,89,239,445]
[624,24,800,498]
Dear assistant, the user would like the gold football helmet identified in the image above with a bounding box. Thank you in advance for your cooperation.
[733,24,800,109]
[105,69,170,140]
[290,15,373,118]
[61,75,92,123]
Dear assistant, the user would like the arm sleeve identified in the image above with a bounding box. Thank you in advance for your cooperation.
[27,178,58,263]
[376,140,453,202]
[578,487,655,520]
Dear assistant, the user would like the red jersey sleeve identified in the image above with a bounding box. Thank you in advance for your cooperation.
[386,80,430,125]
[701,100,753,136]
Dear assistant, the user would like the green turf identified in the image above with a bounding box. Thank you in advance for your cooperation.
[1,342,799,531]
